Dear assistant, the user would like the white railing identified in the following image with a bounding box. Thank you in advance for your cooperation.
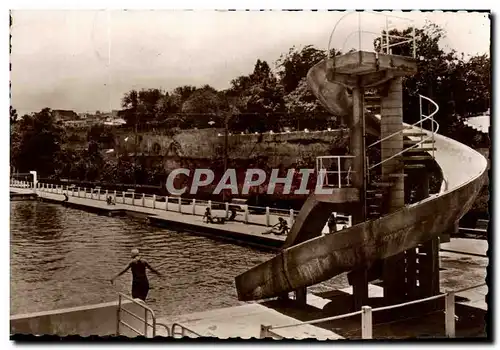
[171,323,202,338]
[10,180,34,189]
[260,283,486,339]
[327,11,416,62]
[367,94,439,170]
[116,292,158,337]
[32,183,353,233]
[316,155,355,188]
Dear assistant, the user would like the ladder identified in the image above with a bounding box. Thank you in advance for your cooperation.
[116,293,170,337]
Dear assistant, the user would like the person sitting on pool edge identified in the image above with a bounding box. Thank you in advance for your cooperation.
[106,196,115,205]
[203,207,226,224]
[110,248,162,302]
[263,217,289,235]
[226,207,237,221]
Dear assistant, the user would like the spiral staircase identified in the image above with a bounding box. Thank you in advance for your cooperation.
[365,94,439,220]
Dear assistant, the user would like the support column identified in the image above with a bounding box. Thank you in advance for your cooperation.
[350,86,368,309]
[352,268,369,310]
[380,77,404,212]
[350,86,366,223]
[380,78,406,303]
[294,287,307,305]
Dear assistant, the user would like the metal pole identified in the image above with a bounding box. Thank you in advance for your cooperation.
[445,292,456,338]
[358,12,362,51]
[134,109,138,188]
[361,306,373,339]
[412,26,416,58]
[222,112,229,202]
[260,325,271,339]
[266,207,270,227]
[385,17,389,54]
[337,156,341,188]
[116,294,121,336]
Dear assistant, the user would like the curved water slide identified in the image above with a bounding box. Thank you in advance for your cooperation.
[234,57,488,301]
[306,59,381,136]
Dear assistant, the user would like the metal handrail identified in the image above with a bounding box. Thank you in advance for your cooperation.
[272,309,363,330]
[371,293,445,313]
[156,323,171,337]
[117,292,157,338]
[327,11,416,62]
[262,282,485,339]
[35,182,352,227]
[171,322,202,338]
[367,95,440,170]
[368,95,439,148]
[316,155,355,188]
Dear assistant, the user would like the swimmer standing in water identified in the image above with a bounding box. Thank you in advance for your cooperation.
[110,248,162,302]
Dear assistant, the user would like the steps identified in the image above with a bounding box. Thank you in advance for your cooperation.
[364,93,437,220]
[364,94,382,112]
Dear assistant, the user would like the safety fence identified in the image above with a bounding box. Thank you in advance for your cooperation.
[13,181,352,230]
[171,323,202,338]
[116,292,200,338]
[316,155,355,188]
[260,283,486,339]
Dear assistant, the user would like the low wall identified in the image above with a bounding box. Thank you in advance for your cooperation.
[10,299,149,337]
[114,128,349,168]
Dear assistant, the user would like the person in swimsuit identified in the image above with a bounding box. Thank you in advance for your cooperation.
[327,213,337,234]
[263,217,289,235]
[226,207,237,221]
[110,248,162,302]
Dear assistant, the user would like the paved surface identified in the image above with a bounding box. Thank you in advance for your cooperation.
[463,115,490,134]
[11,187,286,244]
[440,238,488,257]
[439,250,488,311]
[156,296,343,339]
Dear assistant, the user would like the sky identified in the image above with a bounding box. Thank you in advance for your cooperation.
[10,10,490,116]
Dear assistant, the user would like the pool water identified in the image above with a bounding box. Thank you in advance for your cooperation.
[10,201,348,317]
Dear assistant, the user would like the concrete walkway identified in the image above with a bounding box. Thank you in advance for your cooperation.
[156,296,344,339]
[440,238,488,257]
[10,187,286,246]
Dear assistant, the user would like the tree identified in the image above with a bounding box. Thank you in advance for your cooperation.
[171,85,197,109]
[462,54,490,116]
[121,89,139,125]
[227,59,286,132]
[10,106,18,124]
[121,88,164,127]
[181,85,223,114]
[373,22,490,129]
[276,45,326,94]
[87,124,115,147]
[10,108,64,176]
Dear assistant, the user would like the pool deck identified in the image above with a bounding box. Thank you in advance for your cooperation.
[10,187,285,251]
[153,248,487,339]
[156,297,344,339]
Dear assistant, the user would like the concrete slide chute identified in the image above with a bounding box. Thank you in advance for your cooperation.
[234,57,488,302]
